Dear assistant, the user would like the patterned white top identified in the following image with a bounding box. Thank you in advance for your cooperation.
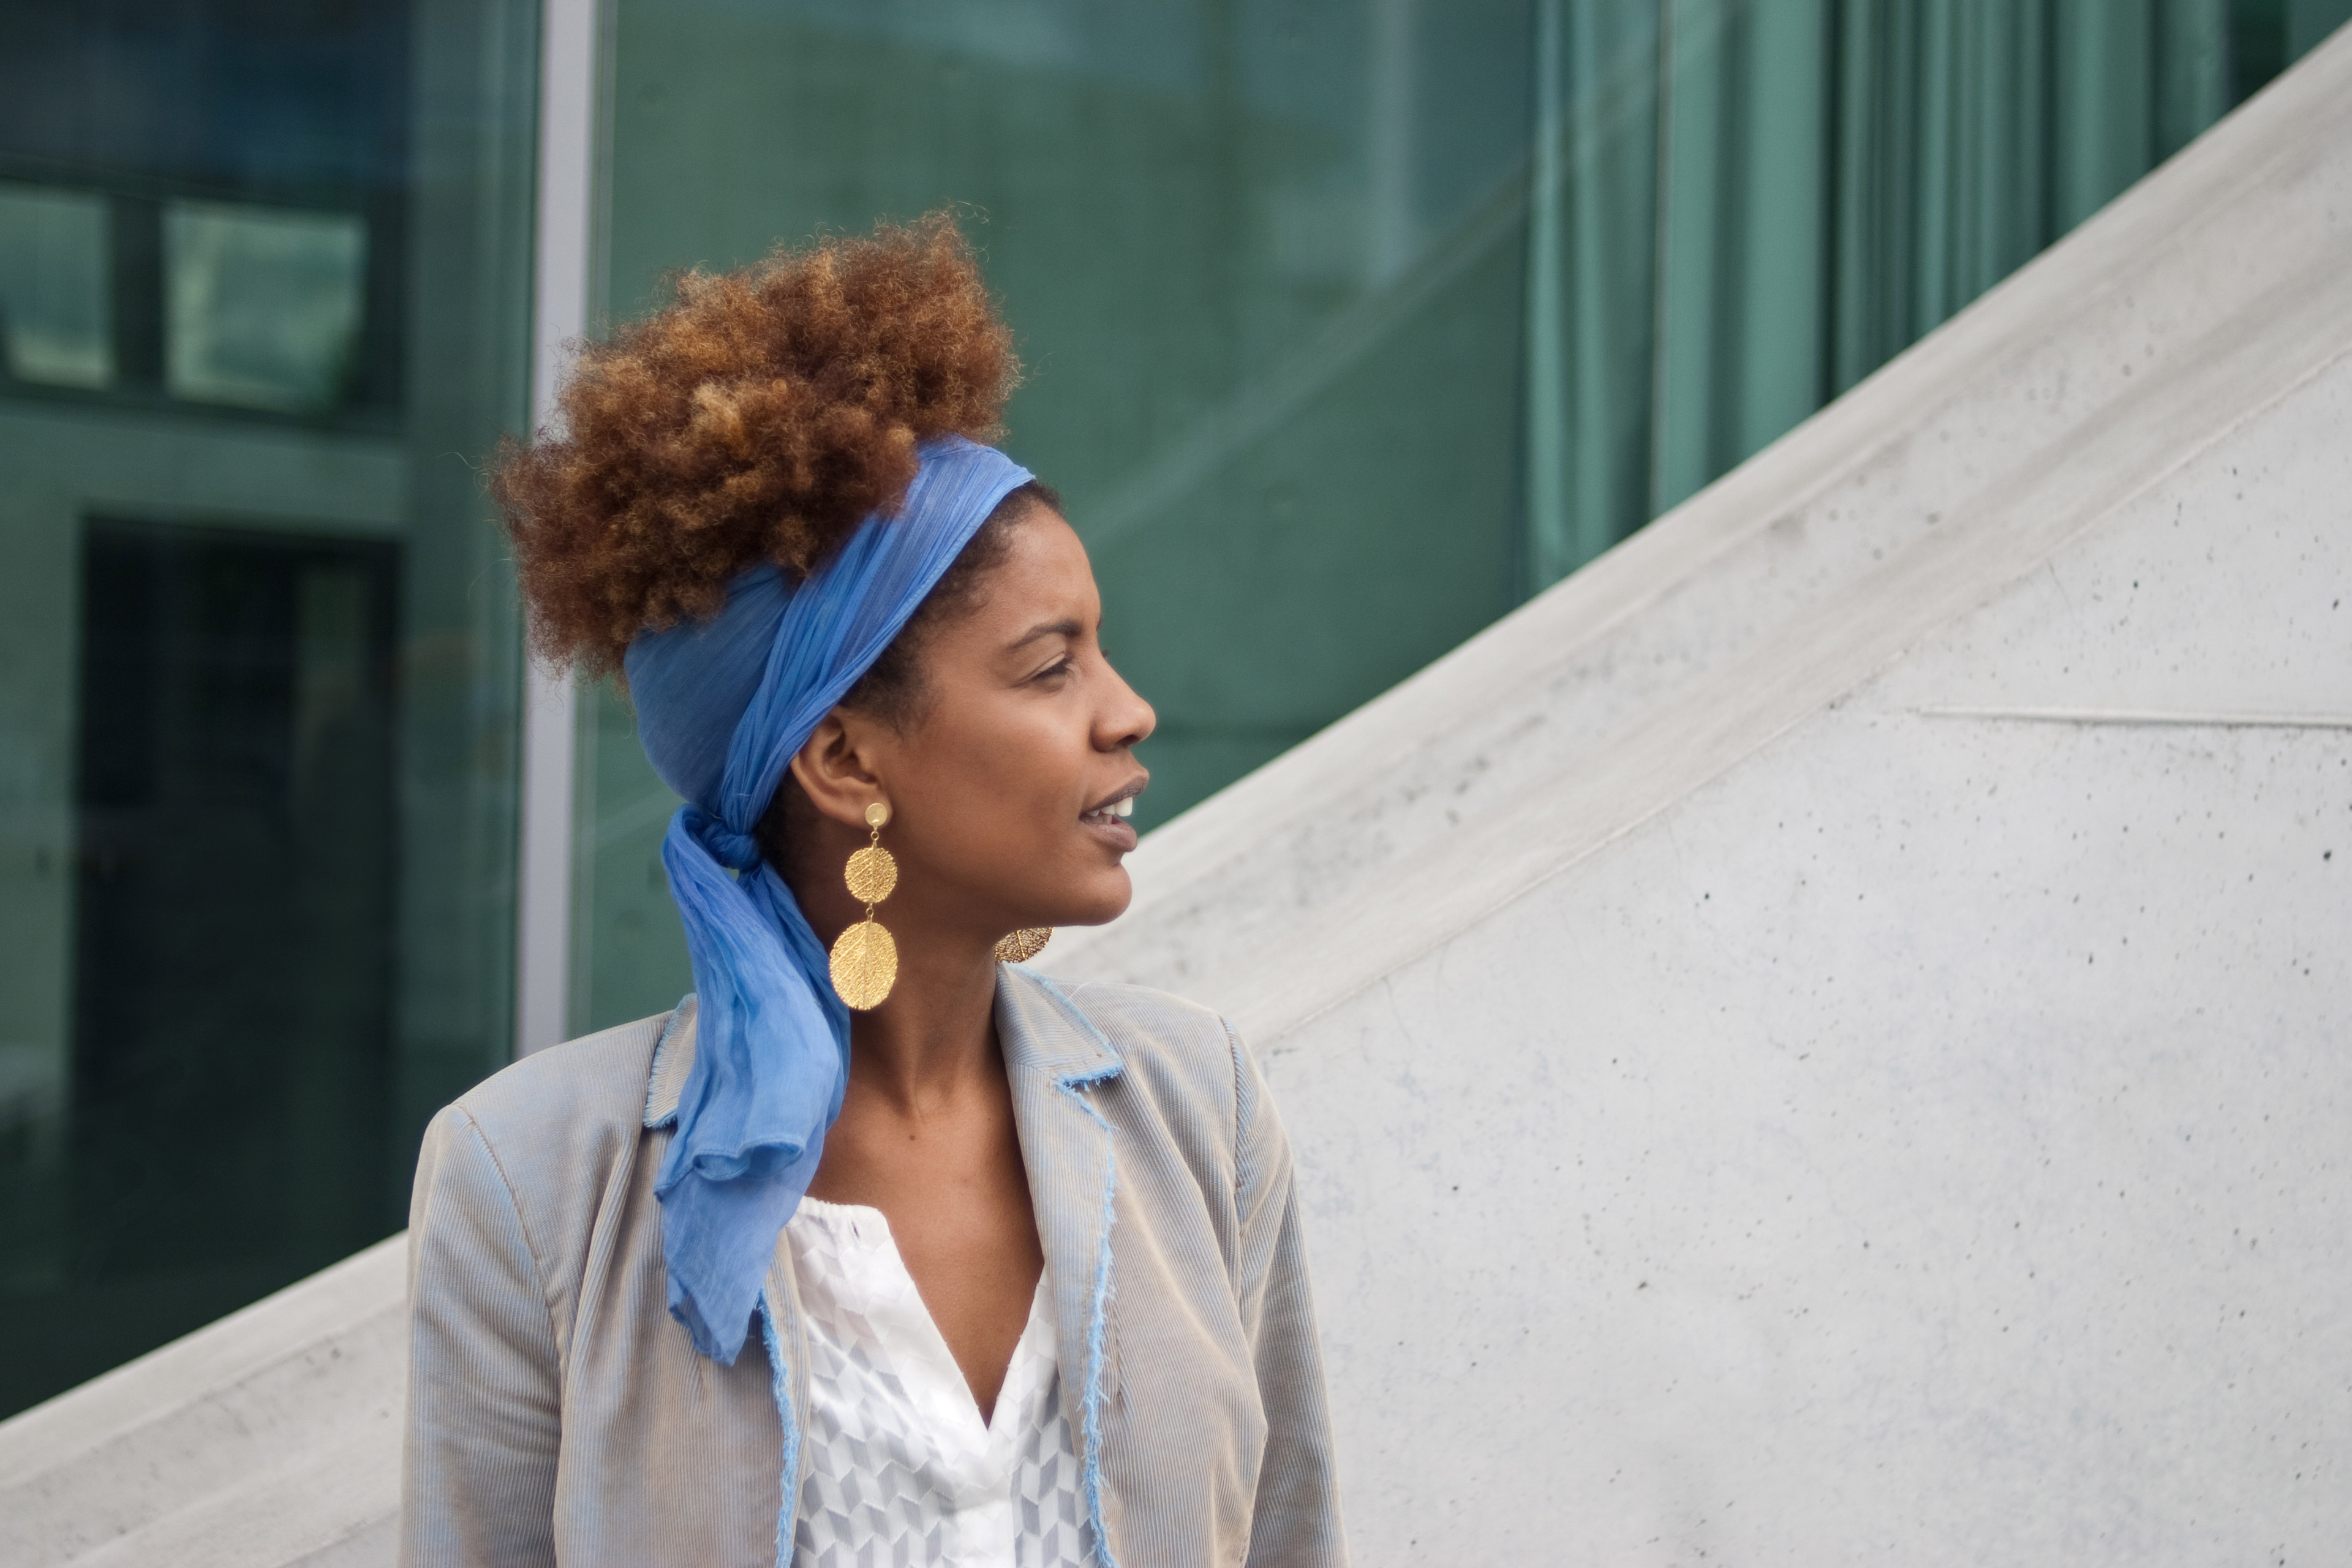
[785,1197,1098,1568]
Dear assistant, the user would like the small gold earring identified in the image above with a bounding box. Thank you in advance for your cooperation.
[993,927,1052,963]
[829,801,898,1010]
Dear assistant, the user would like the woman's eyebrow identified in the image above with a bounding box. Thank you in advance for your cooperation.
[1008,617,1081,650]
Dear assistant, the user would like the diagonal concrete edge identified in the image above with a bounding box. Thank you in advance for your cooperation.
[0,1238,405,1565]
[1042,26,2352,1006]
[1222,249,2352,1052]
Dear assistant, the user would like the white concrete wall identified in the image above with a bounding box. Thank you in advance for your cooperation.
[0,1238,403,1567]
[1244,307,2351,1564]
[4,29,2347,1566]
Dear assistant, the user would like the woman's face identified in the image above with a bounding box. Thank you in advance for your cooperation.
[801,508,1155,941]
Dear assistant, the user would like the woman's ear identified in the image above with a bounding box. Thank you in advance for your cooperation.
[787,708,886,829]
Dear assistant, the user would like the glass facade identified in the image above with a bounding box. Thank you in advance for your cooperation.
[567,0,2346,1035]
[1,0,2342,1416]
[0,1,539,1416]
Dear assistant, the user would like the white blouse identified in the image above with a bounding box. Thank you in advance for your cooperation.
[785,1197,1098,1568]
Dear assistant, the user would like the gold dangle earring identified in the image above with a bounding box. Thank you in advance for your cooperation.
[829,801,899,1011]
[993,926,1052,963]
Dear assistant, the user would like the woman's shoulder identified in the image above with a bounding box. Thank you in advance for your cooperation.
[429,1006,679,1186]
[1046,972,1226,1031]
[1006,968,1248,1116]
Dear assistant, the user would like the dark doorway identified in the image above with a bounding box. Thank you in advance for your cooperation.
[23,518,401,1412]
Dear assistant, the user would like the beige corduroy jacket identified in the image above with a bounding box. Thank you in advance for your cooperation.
[400,966,1347,1568]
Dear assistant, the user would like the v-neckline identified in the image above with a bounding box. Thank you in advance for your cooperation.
[790,1195,1051,1441]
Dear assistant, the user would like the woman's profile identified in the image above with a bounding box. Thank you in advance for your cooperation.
[399,215,1346,1567]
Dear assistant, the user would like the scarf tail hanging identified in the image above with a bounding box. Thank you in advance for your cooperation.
[627,437,1033,1365]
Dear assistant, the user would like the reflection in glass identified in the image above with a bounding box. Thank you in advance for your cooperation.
[0,183,110,389]
[0,0,539,1417]
[164,202,368,412]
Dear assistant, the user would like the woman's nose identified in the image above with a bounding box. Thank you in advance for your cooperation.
[1098,663,1155,751]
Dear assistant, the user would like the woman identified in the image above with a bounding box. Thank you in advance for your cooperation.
[401,217,1346,1568]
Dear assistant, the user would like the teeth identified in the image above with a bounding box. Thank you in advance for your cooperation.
[1114,796,1133,818]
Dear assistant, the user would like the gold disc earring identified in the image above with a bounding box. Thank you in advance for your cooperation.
[829,801,899,1011]
[993,927,1052,963]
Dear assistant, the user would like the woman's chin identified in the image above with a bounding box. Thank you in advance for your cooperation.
[1047,867,1133,929]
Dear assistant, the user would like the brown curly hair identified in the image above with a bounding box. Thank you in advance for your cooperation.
[491,212,1020,677]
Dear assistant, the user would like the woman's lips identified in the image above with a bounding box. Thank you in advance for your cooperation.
[1079,794,1134,824]
[1080,789,1139,850]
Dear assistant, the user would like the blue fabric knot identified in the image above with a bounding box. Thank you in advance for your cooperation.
[621,437,1033,1365]
[682,805,764,873]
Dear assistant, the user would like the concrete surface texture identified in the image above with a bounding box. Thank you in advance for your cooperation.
[2,28,2346,1566]
[0,1238,403,1567]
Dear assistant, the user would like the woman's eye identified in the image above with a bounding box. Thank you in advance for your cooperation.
[1034,657,1076,683]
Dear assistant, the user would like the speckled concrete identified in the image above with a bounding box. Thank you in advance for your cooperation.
[0,1238,403,1566]
[1250,351,2350,1562]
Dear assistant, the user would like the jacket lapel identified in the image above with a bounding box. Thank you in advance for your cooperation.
[643,993,697,1129]
[997,968,1126,1509]
[643,995,808,1567]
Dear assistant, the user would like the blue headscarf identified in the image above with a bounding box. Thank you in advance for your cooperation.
[624,435,1034,1363]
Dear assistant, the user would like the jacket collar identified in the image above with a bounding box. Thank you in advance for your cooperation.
[644,993,698,1129]
[994,963,1124,1087]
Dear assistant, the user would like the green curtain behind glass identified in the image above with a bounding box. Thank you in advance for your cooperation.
[1523,0,2348,589]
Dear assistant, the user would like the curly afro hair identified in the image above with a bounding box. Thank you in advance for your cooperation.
[491,212,1021,678]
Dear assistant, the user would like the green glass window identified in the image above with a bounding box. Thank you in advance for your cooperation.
[0,0,540,1416]
[0,185,113,389]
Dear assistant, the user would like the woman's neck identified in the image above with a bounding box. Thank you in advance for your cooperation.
[791,848,1046,1422]
[845,932,1003,1112]
[775,788,1047,1420]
